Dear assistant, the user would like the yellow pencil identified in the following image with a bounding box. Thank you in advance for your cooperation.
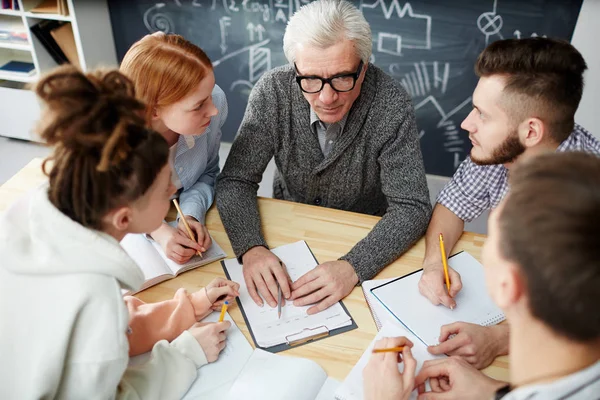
[372,346,405,354]
[172,198,202,258]
[439,233,451,296]
[218,301,229,322]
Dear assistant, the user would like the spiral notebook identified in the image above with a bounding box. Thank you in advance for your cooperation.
[370,251,505,346]
[361,277,396,330]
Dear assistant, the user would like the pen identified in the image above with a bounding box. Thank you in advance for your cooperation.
[277,260,285,320]
[439,233,451,296]
[372,346,405,354]
[218,301,229,322]
[172,198,202,258]
[277,284,282,319]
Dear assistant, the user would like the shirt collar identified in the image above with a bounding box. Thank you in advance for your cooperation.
[310,107,349,131]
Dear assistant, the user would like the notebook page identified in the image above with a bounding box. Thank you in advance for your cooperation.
[222,241,352,348]
[362,278,397,330]
[316,378,341,400]
[371,252,505,346]
[155,236,227,275]
[335,321,443,400]
[120,233,171,280]
[227,348,328,400]
[182,312,254,399]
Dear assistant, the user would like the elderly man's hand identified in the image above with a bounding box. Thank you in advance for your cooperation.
[290,260,358,315]
[241,246,291,308]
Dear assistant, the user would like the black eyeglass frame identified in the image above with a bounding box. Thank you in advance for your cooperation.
[294,60,364,93]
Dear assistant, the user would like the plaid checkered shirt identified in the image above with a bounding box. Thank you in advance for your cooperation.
[437,124,600,221]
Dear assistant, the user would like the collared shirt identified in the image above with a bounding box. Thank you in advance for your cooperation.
[437,124,600,222]
[496,360,600,400]
[310,108,348,157]
[171,84,228,224]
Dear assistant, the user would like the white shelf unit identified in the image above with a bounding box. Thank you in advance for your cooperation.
[0,0,118,141]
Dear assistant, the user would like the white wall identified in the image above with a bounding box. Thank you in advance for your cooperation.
[572,0,600,139]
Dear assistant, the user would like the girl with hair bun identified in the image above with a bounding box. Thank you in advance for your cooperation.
[0,66,234,398]
[121,32,227,265]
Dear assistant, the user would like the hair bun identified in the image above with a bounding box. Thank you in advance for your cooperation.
[33,65,147,171]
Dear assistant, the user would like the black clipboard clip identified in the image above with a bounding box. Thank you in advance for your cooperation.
[285,325,330,347]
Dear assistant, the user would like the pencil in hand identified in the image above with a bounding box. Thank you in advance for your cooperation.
[172,198,203,258]
[372,346,405,354]
[218,301,229,322]
[439,233,451,297]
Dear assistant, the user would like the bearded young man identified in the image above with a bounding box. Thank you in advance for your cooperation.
[418,37,600,370]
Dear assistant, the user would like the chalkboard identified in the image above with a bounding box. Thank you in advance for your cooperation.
[108,0,583,176]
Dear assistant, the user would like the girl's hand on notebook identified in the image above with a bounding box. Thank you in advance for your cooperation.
[188,321,231,363]
[415,357,505,400]
[427,323,509,370]
[419,263,462,309]
[178,216,212,253]
[364,337,416,400]
[151,222,203,264]
[206,277,240,310]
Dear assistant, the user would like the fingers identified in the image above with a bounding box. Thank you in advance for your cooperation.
[428,333,468,356]
[271,263,291,299]
[245,272,264,307]
[291,269,319,292]
[438,322,463,343]
[294,286,328,307]
[414,359,452,387]
[201,228,212,251]
[439,293,457,310]
[215,321,231,332]
[306,294,336,315]
[211,284,239,302]
[253,273,277,308]
[173,231,202,252]
[261,271,281,308]
[448,268,462,298]
[290,278,322,302]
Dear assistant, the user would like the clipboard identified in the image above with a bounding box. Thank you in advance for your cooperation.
[221,242,358,353]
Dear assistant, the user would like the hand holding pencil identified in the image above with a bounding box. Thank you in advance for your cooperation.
[172,199,213,259]
[363,337,416,400]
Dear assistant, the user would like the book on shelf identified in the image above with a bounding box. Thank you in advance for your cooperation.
[1,0,19,11]
[0,60,35,78]
[49,22,79,68]
[30,20,68,64]
[0,18,28,44]
[30,0,68,16]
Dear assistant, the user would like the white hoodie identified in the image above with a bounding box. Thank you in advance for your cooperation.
[0,184,208,399]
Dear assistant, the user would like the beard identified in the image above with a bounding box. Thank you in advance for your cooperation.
[471,130,526,166]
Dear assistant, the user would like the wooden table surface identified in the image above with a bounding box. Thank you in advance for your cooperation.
[0,158,509,382]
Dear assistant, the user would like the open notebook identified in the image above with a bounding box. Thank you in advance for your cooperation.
[130,311,340,400]
[370,251,505,346]
[335,321,443,400]
[120,233,227,295]
[222,240,356,351]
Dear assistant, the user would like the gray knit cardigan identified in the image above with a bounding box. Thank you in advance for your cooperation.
[216,63,431,282]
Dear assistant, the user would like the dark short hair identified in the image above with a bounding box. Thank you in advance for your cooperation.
[499,152,600,342]
[475,38,587,143]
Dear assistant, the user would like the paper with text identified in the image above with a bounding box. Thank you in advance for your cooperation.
[222,241,352,347]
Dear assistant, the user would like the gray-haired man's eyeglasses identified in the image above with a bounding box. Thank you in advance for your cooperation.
[294,61,364,93]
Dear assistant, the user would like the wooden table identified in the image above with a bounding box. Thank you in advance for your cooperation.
[0,158,509,382]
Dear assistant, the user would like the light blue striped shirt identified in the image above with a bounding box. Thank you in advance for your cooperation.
[173,84,228,224]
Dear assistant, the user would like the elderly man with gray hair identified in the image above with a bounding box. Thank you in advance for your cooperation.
[216,0,431,314]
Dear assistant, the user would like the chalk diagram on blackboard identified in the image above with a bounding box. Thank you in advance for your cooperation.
[138,0,559,173]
